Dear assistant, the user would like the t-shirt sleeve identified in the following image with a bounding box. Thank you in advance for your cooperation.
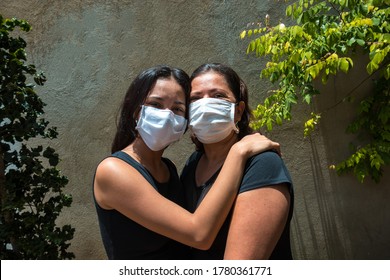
[239,151,293,194]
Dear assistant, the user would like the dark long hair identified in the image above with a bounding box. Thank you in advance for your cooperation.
[111,65,190,153]
[190,63,254,149]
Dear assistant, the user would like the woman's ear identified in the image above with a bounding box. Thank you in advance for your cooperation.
[133,106,142,123]
[234,101,245,122]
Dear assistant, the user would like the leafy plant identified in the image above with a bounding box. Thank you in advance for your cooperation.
[240,0,390,183]
[0,16,75,259]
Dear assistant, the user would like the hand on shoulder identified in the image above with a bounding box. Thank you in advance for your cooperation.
[233,133,281,159]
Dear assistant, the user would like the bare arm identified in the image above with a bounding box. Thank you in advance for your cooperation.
[223,184,291,259]
[94,133,279,250]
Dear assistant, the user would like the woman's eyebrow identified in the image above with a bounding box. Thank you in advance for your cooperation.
[147,95,163,100]
[210,88,229,94]
[174,100,185,105]
[189,91,202,96]
[148,95,185,106]
[191,88,229,94]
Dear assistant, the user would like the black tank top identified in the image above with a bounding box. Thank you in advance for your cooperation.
[93,151,190,259]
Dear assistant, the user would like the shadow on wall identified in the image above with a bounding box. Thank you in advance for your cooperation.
[290,131,352,260]
[304,51,390,259]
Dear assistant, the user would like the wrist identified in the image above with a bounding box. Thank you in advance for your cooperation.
[230,141,250,160]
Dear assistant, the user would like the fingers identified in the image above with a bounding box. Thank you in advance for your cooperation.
[238,133,283,157]
[249,133,282,157]
[271,141,282,157]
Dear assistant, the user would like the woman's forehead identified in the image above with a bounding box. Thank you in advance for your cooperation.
[150,78,185,95]
[191,73,231,94]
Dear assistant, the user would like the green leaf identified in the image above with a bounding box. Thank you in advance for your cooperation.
[307,64,320,79]
[339,58,350,73]
[347,37,356,46]
[276,115,283,125]
[372,51,384,65]
[286,5,292,16]
[384,66,390,79]
[303,94,311,104]
[246,40,256,53]
[356,39,365,46]
[367,61,378,74]
[266,118,273,131]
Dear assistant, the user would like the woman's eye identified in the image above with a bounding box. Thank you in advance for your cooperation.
[189,96,200,102]
[146,102,162,108]
[172,107,185,115]
[214,92,227,99]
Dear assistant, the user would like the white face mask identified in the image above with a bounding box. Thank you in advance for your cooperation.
[136,105,187,151]
[189,98,238,144]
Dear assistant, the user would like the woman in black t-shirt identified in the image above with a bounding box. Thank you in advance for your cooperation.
[93,65,280,259]
[181,63,294,259]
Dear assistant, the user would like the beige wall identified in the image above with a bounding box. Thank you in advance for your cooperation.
[2,0,389,259]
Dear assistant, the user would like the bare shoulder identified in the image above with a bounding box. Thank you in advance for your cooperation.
[94,156,148,210]
[95,156,140,193]
[96,156,126,174]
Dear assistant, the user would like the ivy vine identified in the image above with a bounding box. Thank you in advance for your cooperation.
[240,0,389,183]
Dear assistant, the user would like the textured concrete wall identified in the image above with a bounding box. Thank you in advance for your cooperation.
[2,0,389,259]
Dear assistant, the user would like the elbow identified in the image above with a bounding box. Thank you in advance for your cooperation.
[187,218,218,250]
[191,238,213,250]
[190,230,214,250]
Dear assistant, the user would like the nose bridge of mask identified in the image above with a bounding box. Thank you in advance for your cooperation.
[136,105,187,151]
[189,98,235,129]
[188,98,238,144]
[190,98,233,118]
[148,105,187,131]
[141,105,173,125]
[147,105,174,116]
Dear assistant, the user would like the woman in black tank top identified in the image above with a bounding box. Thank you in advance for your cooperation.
[93,65,280,259]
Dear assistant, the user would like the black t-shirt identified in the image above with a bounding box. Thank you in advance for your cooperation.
[180,150,294,259]
[93,151,190,259]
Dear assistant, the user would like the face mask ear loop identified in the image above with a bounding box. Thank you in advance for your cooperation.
[134,105,144,137]
[134,105,144,126]
[232,102,240,134]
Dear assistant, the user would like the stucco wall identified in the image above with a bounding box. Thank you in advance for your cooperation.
[2,0,389,259]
